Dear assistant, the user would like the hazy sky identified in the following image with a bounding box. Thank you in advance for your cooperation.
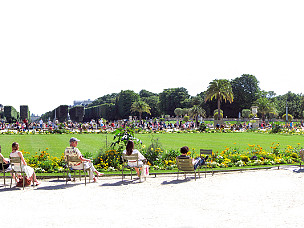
[1,0,303,115]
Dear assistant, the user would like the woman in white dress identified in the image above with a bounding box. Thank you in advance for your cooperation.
[123,140,146,177]
[10,142,40,186]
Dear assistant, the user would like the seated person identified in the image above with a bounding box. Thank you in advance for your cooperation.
[123,140,146,177]
[0,145,11,171]
[65,137,103,182]
[10,142,40,185]
[177,146,208,170]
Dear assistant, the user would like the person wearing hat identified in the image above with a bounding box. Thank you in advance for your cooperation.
[64,137,103,182]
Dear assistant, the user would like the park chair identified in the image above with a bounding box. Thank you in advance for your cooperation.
[299,149,304,169]
[122,153,145,182]
[9,156,34,190]
[200,149,214,178]
[0,156,12,187]
[65,155,92,186]
[176,157,200,181]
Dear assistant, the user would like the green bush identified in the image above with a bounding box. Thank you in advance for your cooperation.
[213,110,223,120]
[282,114,293,122]
[242,109,251,118]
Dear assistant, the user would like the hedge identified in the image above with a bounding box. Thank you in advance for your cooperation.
[20,105,30,121]
[69,106,84,122]
[4,106,19,123]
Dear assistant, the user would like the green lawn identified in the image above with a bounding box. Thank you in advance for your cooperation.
[0,132,303,158]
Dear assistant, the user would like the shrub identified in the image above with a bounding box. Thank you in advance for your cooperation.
[199,122,207,132]
[242,109,251,118]
[213,110,223,120]
[282,114,293,122]
[142,136,164,165]
[270,124,282,134]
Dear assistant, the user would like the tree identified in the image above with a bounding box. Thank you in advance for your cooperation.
[159,87,190,116]
[88,93,118,107]
[255,97,277,121]
[189,105,206,127]
[174,108,183,120]
[205,79,234,120]
[130,100,151,120]
[275,92,302,119]
[116,90,140,119]
[229,74,260,117]
[142,95,160,118]
[139,89,157,98]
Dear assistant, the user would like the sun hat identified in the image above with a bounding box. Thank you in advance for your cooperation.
[69,137,80,143]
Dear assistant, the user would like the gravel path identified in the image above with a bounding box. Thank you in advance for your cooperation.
[1,167,304,228]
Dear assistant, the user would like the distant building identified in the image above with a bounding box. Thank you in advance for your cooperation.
[73,99,92,107]
[31,113,41,122]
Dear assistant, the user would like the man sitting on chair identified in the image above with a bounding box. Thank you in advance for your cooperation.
[177,146,208,170]
[65,137,103,182]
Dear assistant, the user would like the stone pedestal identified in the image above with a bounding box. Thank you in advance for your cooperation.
[251,118,260,129]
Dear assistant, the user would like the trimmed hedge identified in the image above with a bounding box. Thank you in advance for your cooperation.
[20,105,30,121]
[69,106,84,122]
[83,103,116,122]
[4,106,19,123]
[55,105,68,122]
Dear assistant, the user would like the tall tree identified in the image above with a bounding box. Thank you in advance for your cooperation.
[142,95,160,118]
[274,91,302,118]
[116,90,140,119]
[230,74,260,117]
[130,100,151,120]
[159,87,190,116]
[255,97,277,121]
[205,79,234,120]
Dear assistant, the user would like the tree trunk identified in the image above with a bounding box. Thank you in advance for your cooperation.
[218,99,221,120]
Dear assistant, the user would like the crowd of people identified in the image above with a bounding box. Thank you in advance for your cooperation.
[1,118,304,133]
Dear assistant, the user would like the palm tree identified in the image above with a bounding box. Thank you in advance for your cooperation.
[205,79,234,120]
[189,105,206,127]
[130,100,151,120]
[255,97,277,121]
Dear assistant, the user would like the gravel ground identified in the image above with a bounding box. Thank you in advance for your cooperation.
[1,166,304,228]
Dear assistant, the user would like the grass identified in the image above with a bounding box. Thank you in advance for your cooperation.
[0,132,303,158]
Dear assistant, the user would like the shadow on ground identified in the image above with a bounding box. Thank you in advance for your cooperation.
[161,177,193,185]
[293,168,304,173]
[101,179,143,186]
[34,179,82,190]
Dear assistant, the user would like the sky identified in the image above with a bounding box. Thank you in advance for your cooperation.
[1,0,304,115]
